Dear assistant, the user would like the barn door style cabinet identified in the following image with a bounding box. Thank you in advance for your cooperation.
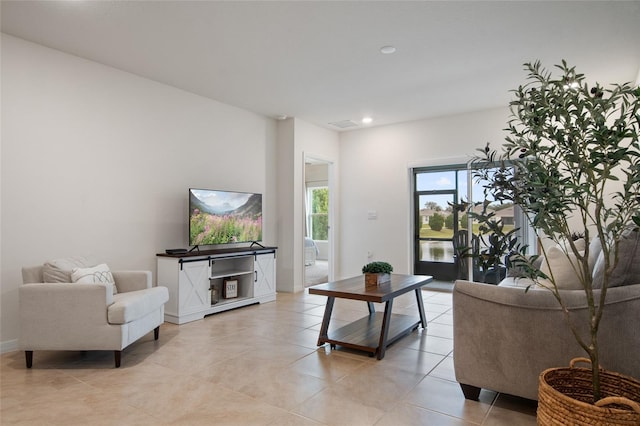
[157,246,277,324]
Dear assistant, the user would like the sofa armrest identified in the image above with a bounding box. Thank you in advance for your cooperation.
[19,283,114,349]
[453,280,588,400]
[112,271,152,293]
[453,280,640,400]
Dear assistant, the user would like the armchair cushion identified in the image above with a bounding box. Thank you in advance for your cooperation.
[71,263,117,294]
[108,287,168,324]
[42,256,95,283]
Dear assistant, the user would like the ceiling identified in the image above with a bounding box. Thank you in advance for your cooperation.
[2,1,640,131]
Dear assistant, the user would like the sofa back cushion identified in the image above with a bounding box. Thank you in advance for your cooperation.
[588,237,603,272]
[592,228,640,289]
[539,245,585,290]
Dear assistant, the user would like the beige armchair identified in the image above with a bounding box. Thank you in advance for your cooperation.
[20,265,169,368]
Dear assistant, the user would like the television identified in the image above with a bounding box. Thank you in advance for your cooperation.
[189,188,262,246]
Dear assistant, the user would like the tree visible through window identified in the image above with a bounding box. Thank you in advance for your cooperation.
[308,187,328,241]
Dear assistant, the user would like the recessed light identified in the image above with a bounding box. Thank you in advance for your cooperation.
[275,115,288,120]
[362,117,373,124]
[563,82,579,90]
[380,45,396,55]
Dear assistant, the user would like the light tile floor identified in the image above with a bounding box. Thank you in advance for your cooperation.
[0,287,537,425]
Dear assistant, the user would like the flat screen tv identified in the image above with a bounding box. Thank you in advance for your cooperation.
[189,188,262,246]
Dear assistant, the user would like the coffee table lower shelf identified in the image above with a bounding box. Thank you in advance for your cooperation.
[318,312,421,358]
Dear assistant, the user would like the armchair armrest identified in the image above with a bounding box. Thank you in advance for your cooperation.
[112,271,152,293]
[19,283,114,350]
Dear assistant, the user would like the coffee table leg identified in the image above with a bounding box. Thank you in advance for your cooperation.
[377,299,394,359]
[414,288,427,328]
[318,296,335,346]
[367,302,375,314]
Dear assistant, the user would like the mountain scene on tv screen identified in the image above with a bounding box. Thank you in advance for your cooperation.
[190,191,262,245]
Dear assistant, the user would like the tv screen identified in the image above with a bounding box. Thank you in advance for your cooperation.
[189,188,262,246]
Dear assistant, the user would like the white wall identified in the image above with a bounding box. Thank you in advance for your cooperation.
[275,118,296,292]
[0,35,277,350]
[276,118,339,292]
[338,109,510,278]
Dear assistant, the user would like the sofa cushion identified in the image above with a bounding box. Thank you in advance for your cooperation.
[506,254,544,278]
[43,256,94,283]
[588,237,603,272]
[71,263,117,295]
[592,228,640,289]
[539,245,584,290]
[498,277,543,290]
[567,238,586,252]
[107,287,169,325]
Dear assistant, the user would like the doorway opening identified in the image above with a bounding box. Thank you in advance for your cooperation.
[304,156,333,286]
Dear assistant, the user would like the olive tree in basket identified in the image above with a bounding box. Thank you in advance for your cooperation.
[470,60,639,402]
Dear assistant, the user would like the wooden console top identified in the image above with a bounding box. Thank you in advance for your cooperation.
[156,245,277,258]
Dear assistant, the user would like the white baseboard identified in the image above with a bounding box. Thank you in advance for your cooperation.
[1,339,19,354]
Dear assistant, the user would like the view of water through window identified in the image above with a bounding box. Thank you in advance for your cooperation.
[419,240,454,262]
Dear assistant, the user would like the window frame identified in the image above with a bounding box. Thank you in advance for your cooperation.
[306,185,329,242]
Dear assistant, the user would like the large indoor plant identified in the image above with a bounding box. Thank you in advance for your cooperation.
[468,61,639,414]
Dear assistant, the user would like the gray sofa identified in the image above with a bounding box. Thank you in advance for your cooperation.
[453,280,640,400]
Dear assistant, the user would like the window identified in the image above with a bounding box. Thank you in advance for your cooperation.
[307,186,328,241]
[413,163,535,281]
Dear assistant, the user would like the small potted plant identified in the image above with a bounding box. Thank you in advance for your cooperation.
[362,261,393,287]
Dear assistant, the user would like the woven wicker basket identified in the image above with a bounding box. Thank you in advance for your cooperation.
[538,358,640,425]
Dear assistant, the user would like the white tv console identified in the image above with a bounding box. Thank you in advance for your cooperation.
[157,246,277,324]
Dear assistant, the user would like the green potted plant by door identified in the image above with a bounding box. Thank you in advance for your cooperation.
[472,201,518,284]
[362,261,393,287]
[470,60,640,424]
[451,200,517,284]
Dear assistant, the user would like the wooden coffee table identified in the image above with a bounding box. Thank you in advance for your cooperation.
[308,274,433,359]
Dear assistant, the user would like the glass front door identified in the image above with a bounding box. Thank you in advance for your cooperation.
[413,168,468,281]
[414,192,458,280]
